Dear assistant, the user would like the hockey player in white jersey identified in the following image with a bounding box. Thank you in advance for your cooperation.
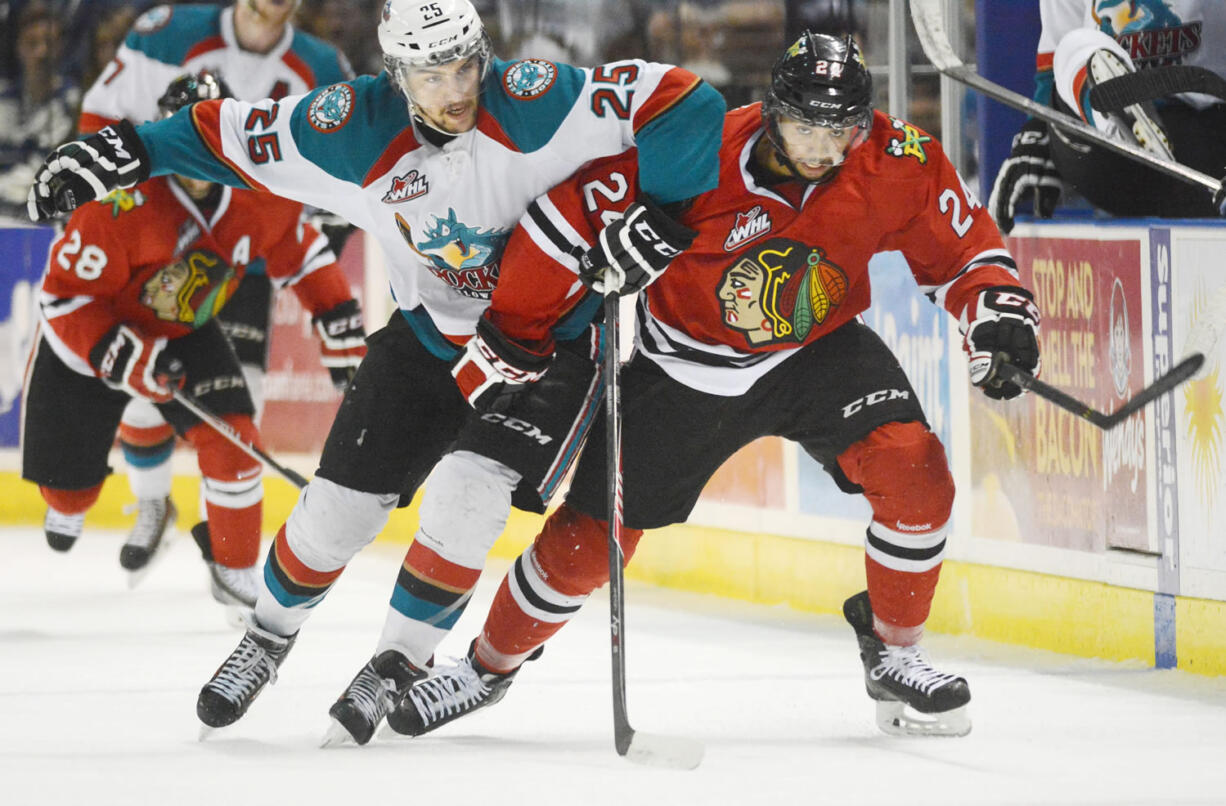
[77,0,355,571]
[990,0,1226,232]
[27,0,724,742]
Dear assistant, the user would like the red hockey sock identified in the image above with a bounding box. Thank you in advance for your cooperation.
[186,419,263,568]
[838,421,954,644]
[476,504,642,672]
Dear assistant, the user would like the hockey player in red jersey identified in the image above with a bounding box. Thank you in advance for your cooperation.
[385,31,1042,739]
[23,71,364,610]
[76,1,355,569]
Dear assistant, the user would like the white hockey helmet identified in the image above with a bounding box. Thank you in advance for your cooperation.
[379,0,492,100]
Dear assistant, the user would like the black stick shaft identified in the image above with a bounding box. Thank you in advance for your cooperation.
[172,388,309,488]
[994,353,1203,430]
[603,292,635,756]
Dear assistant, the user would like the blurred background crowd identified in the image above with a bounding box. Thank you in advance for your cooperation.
[1,0,958,221]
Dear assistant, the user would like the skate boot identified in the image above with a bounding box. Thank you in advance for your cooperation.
[321,650,429,747]
[1087,48,1174,160]
[386,641,542,737]
[843,591,971,737]
[191,521,259,609]
[120,496,177,576]
[44,508,85,552]
[197,619,297,729]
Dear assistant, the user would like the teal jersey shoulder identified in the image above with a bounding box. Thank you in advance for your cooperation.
[481,57,588,153]
[123,4,222,65]
[288,73,412,184]
[288,29,352,85]
[635,79,724,205]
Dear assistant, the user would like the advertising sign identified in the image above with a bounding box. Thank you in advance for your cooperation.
[972,233,1150,552]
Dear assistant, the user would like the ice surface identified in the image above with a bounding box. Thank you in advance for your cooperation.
[3,525,1225,806]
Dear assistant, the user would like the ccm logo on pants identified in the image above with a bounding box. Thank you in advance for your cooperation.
[479,412,554,446]
[842,388,910,418]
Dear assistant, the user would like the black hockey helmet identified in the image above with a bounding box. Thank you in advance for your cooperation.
[762,31,874,164]
[157,70,233,118]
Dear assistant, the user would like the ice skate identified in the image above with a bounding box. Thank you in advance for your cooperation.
[191,521,259,622]
[121,496,177,586]
[1087,49,1174,160]
[843,591,971,737]
[44,508,84,553]
[321,650,429,747]
[197,619,297,730]
[385,642,541,737]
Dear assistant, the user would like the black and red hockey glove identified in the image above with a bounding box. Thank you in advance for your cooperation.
[451,317,551,413]
[961,286,1041,400]
[89,325,185,403]
[313,299,367,390]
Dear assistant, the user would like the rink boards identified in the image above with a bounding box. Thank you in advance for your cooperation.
[2,218,1225,674]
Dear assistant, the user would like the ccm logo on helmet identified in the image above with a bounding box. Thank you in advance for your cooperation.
[428,34,461,48]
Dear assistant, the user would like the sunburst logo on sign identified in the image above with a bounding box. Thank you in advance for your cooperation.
[1183,283,1225,509]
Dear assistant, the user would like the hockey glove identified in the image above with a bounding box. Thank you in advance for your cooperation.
[452,317,551,413]
[987,118,1061,235]
[579,198,697,296]
[89,325,185,403]
[313,299,367,390]
[27,120,150,222]
[961,286,1041,401]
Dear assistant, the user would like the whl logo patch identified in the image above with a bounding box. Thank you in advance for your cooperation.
[382,169,429,204]
[724,206,772,251]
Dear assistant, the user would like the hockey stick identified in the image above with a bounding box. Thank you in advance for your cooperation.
[991,352,1204,430]
[1088,65,1226,114]
[602,292,704,770]
[172,388,309,488]
[908,0,1226,204]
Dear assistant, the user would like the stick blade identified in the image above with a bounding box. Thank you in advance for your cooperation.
[620,730,705,770]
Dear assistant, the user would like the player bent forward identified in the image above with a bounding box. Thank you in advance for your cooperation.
[23,71,364,609]
[384,31,1042,739]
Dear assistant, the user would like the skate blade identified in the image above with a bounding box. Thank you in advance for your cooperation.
[320,719,358,749]
[198,724,219,741]
[875,700,971,738]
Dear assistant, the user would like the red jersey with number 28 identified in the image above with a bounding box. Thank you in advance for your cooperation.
[39,175,351,378]
[489,105,1022,395]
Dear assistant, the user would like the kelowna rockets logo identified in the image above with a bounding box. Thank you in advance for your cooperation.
[395,208,509,299]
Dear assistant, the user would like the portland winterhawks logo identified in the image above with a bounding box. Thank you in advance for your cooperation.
[308,84,354,133]
[503,60,557,100]
[718,238,848,346]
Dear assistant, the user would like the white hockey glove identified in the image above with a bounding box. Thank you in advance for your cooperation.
[313,299,367,390]
[89,325,185,403]
[988,118,1061,235]
[961,286,1041,400]
[28,120,150,222]
[578,198,697,296]
[451,317,551,413]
